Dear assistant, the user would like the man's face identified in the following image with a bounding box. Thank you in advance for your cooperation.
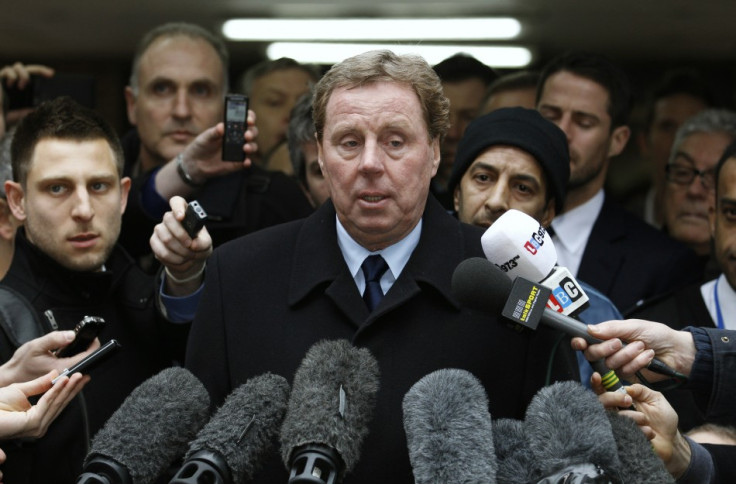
[125,35,225,168]
[249,68,314,162]
[6,138,131,272]
[663,131,731,255]
[482,87,537,114]
[711,157,736,288]
[302,141,330,207]
[0,88,5,138]
[318,81,440,251]
[439,78,487,184]
[643,93,708,190]
[538,71,629,193]
[453,145,554,228]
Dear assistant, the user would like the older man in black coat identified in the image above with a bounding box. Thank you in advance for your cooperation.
[185,50,579,484]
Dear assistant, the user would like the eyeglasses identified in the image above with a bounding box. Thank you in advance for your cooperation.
[665,163,716,190]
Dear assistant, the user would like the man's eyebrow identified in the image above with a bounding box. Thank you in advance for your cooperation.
[469,161,499,172]
[672,151,697,165]
[572,110,600,122]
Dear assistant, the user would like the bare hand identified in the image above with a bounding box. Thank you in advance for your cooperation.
[0,331,100,387]
[154,111,259,199]
[1,63,56,125]
[0,62,54,89]
[571,319,695,383]
[0,370,89,439]
[150,196,213,295]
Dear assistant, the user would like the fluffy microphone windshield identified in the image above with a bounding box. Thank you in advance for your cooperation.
[524,381,621,479]
[493,418,537,484]
[606,411,674,483]
[183,373,290,483]
[85,367,210,484]
[280,339,380,475]
[402,368,496,484]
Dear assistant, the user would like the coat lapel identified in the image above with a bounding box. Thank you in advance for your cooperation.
[286,197,481,329]
[578,196,626,295]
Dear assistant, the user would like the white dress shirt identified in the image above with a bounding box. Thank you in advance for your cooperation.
[701,274,736,330]
[336,216,421,296]
[549,189,605,277]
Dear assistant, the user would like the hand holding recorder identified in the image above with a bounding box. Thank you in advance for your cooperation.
[152,96,258,200]
[150,197,213,295]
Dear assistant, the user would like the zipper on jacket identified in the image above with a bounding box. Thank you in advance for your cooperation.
[44,309,59,331]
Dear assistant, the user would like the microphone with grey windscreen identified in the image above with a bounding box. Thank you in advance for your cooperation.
[77,367,211,484]
[169,372,290,484]
[402,368,497,483]
[280,339,380,484]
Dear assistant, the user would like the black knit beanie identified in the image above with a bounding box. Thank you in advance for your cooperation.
[447,107,570,213]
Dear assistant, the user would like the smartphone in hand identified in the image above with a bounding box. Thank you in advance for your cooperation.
[52,339,121,384]
[56,316,105,358]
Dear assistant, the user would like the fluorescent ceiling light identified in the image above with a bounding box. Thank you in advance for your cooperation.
[266,43,533,68]
[222,18,521,41]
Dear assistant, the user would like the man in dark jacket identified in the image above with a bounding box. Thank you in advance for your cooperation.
[118,22,313,269]
[185,50,580,484]
[536,51,702,313]
[0,97,211,483]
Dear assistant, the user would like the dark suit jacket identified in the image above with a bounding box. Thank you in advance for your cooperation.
[185,196,580,484]
[577,195,702,314]
[118,129,314,266]
[0,231,185,484]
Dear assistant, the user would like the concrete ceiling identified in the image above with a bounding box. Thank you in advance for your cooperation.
[2,0,735,66]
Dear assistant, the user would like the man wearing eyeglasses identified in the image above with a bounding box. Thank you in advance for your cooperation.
[628,136,736,433]
[661,109,736,280]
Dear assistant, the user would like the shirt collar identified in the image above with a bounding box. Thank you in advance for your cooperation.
[551,189,605,254]
[336,216,422,286]
[701,274,736,329]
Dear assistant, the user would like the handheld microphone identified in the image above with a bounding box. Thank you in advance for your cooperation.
[480,209,627,392]
[481,209,593,318]
[77,367,210,484]
[480,209,557,284]
[451,257,686,381]
[169,373,290,484]
[280,340,380,484]
[402,368,496,484]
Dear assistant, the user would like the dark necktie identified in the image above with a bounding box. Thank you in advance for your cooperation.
[361,254,389,312]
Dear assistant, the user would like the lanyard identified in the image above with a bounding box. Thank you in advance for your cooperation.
[714,277,725,329]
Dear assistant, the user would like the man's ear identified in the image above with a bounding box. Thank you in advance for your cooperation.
[124,86,138,126]
[608,125,631,158]
[0,199,17,242]
[430,137,441,177]
[119,176,132,215]
[4,181,26,222]
[453,185,461,213]
[541,198,557,228]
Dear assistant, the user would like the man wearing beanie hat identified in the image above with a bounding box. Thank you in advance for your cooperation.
[449,106,568,227]
[449,106,622,387]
